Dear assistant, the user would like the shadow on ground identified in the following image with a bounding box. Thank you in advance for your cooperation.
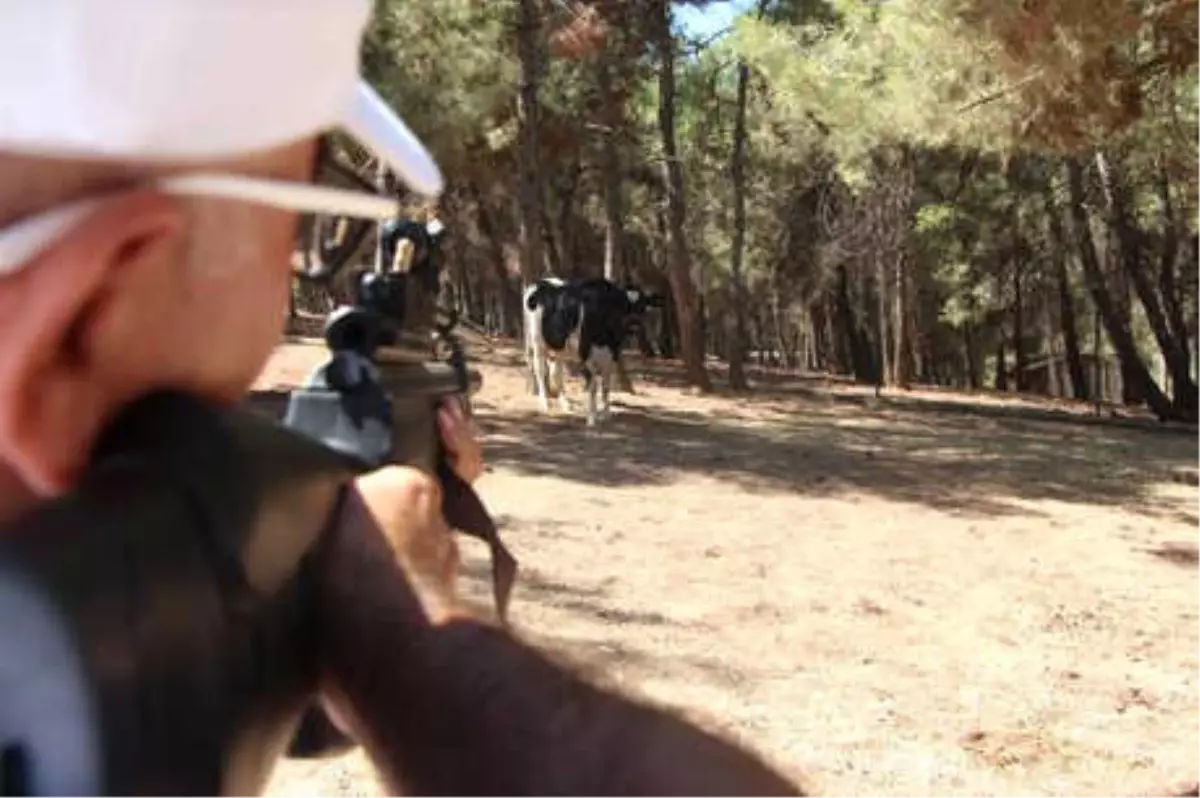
[477,387,1196,520]
[457,556,749,690]
[244,344,1196,521]
[631,357,1197,434]
[459,552,695,630]
[1141,542,1200,568]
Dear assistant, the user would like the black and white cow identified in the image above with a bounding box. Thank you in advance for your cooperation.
[523,276,665,425]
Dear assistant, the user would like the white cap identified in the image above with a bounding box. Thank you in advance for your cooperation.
[0,0,443,197]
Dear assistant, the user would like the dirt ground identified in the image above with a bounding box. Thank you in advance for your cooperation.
[258,336,1198,797]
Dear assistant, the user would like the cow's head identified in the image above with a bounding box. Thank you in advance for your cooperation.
[622,285,667,316]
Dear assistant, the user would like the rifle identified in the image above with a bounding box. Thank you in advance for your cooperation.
[0,219,515,794]
[282,219,517,758]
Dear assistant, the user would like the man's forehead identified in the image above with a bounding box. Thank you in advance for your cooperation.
[0,141,318,222]
[0,155,130,232]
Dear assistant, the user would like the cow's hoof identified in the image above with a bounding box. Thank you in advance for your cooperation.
[537,399,550,413]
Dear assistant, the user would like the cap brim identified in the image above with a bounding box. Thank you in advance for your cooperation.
[342,81,444,199]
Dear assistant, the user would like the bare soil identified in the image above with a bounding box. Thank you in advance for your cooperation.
[259,336,1198,797]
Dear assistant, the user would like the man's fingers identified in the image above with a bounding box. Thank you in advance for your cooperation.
[437,399,484,484]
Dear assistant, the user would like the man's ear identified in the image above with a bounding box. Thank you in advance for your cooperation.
[0,191,186,495]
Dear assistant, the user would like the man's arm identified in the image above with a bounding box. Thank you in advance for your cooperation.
[316,489,803,797]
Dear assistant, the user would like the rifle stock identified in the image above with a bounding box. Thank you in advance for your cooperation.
[0,392,361,795]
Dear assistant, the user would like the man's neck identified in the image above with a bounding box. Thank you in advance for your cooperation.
[0,465,38,526]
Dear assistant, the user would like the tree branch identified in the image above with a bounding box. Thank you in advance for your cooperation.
[956,69,1045,114]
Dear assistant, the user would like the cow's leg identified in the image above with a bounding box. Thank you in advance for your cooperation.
[531,347,551,414]
[590,346,615,421]
[600,359,613,418]
[522,296,542,397]
[583,364,599,426]
[525,350,541,397]
[552,356,571,411]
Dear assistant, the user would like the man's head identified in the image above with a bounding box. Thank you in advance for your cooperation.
[0,2,443,518]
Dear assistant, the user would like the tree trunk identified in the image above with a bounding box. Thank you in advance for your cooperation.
[1006,158,1027,392]
[654,204,677,360]
[1096,150,1196,412]
[892,253,911,388]
[541,198,562,275]
[1154,158,1189,361]
[469,182,515,337]
[1065,156,1176,421]
[1190,231,1200,381]
[443,187,473,323]
[659,287,677,360]
[772,288,789,369]
[1105,234,1141,406]
[1041,181,1090,400]
[811,300,830,371]
[556,160,581,274]
[1043,293,1061,397]
[963,323,979,390]
[1093,307,1104,407]
[1012,247,1026,390]
[1095,149,1197,421]
[875,258,891,387]
[995,341,1008,391]
[597,47,626,284]
[583,83,637,396]
[515,0,545,285]
[835,265,872,382]
[726,57,752,391]
[653,0,712,391]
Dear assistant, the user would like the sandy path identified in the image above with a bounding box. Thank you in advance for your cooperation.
[259,339,1198,796]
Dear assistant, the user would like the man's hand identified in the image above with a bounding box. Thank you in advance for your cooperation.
[315,394,486,737]
[437,395,482,484]
[330,394,484,621]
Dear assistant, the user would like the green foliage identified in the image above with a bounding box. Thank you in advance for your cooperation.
[345,0,1197,407]
[364,0,518,171]
[729,0,1199,164]
[913,203,959,234]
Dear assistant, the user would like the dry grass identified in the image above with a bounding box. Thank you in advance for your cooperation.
[259,338,1198,797]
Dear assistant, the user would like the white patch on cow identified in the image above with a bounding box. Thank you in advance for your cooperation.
[625,289,642,306]
[523,283,551,411]
[524,277,578,415]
